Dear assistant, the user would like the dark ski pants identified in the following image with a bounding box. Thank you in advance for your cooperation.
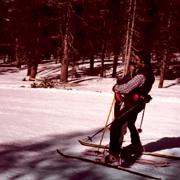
[109,102,145,155]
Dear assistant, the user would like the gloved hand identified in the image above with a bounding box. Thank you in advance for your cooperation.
[140,94,152,103]
[144,94,152,103]
[112,84,119,92]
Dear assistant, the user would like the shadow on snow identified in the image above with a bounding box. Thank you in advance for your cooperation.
[0,130,126,180]
[144,137,180,152]
[0,128,180,180]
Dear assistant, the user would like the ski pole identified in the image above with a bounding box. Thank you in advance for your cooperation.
[87,103,138,141]
[138,104,146,133]
[87,96,115,141]
[98,97,115,148]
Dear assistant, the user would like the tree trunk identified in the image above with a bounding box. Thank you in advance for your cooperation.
[112,54,118,77]
[100,41,106,77]
[60,2,72,82]
[158,50,168,88]
[158,2,172,88]
[123,0,132,75]
[89,55,94,75]
[30,64,38,80]
[15,38,21,69]
[100,10,108,77]
[61,34,69,82]
[123,0,136,76]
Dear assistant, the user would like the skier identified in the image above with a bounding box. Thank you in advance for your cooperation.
[105,50,155,163]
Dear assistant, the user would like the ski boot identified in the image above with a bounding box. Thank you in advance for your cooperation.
[120,144,144,167]
[105,153,120,165]
[123,144,144,156]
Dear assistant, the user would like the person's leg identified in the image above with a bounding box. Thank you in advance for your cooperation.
[114,102,121,119]
[124,106,145,154]
[128,103,145,146]
[109,108,129,156]
[109,120,123,155]
[114,101,124,118]
[127,112,141,145]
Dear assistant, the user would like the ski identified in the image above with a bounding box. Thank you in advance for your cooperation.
[57,149,161,180]
[78,139,180,160]
[143,152,180,160]
[83,149,169,167]
[78,139,109,149]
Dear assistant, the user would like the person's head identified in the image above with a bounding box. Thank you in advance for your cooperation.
[133,50,151,68]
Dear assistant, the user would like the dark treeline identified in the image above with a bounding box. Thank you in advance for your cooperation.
[0,0,179,87]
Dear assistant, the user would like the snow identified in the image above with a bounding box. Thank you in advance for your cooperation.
[0,61,180,180]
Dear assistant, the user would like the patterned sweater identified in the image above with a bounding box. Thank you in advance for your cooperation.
[113,74,145,94]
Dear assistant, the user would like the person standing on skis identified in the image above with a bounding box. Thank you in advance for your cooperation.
[106,50,155,163]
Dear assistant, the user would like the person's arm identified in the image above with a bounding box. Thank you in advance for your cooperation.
[113,74,145,94]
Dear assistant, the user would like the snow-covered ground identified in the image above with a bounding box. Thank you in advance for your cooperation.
[0,62,180,180]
